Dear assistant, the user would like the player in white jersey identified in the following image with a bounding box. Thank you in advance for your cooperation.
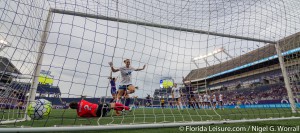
[219,93,224,110]
[207,93,211,109]
[172,83,183,110]
[109,59,146,106]
[212,92,217,109]
[198,94,203,108]
[203,93,208,109]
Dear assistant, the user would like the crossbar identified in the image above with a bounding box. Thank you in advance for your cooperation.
[51,8,276,44]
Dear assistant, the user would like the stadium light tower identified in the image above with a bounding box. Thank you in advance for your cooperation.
[192,47,232,68]
[0,40,10,52]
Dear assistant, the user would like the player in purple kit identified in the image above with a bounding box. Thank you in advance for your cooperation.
[108,77,117,102]
[16,91,26,110]
[146,94,152,107]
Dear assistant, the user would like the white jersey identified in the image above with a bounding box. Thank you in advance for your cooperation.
[199,95,203,102]
[203,94,208,102]
[119,66,136,85]
[219,94,223,101]
[172,87,181,98]
[207,95,211,102]
[212,94,216,102]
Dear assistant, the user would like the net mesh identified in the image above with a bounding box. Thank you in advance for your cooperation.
[0,0,300,129]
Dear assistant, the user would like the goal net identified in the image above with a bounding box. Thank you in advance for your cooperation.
[1,0,300,132]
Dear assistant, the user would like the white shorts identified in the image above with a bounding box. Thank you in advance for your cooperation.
[174,96,180,99]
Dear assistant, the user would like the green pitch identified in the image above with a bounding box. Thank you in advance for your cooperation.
[1,108,300,133]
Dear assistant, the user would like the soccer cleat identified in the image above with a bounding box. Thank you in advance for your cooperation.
[129,106,133,112]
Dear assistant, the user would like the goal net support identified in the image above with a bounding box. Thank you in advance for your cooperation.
[1,0,300,132]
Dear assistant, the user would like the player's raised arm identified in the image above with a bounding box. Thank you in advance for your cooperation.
[182,76,188,86]
[135,64,146,71]
[180,88,184,96]
[109,62,119,72]
[183,76,192,86]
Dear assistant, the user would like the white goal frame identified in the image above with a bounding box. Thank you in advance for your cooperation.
[2,117,300,132]
[1,6,299,131]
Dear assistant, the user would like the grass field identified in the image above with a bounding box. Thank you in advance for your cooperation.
[1,107,300,132]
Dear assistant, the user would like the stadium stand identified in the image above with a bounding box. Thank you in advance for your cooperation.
[0,56,21,84]
[186,32,300,82]
[175,32,300,109]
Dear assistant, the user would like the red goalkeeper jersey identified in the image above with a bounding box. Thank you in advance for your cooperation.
[77,99,98,117]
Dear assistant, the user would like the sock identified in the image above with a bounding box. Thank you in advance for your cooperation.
[116,98,120,103]
[115,107,123,111]
[179,103,183,110]
[190,102,195,109]
[194,102,199,108]
[114,103,129,110]
[125,98,131,106]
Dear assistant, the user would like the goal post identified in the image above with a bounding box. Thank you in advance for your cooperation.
[23,10,54,122]
[275,42,297,113]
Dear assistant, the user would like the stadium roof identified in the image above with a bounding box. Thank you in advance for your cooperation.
[186,32,300,82]
[0,56,21,77]
[10,82,61,94]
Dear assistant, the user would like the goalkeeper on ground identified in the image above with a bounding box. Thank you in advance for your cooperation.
[69,99,132,117]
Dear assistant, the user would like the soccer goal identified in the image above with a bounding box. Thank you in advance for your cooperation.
[1,0,300,132]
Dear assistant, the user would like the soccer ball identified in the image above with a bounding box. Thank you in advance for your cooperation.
[27,99,52,119]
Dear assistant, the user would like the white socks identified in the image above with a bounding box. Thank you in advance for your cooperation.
[179,103,183,110]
